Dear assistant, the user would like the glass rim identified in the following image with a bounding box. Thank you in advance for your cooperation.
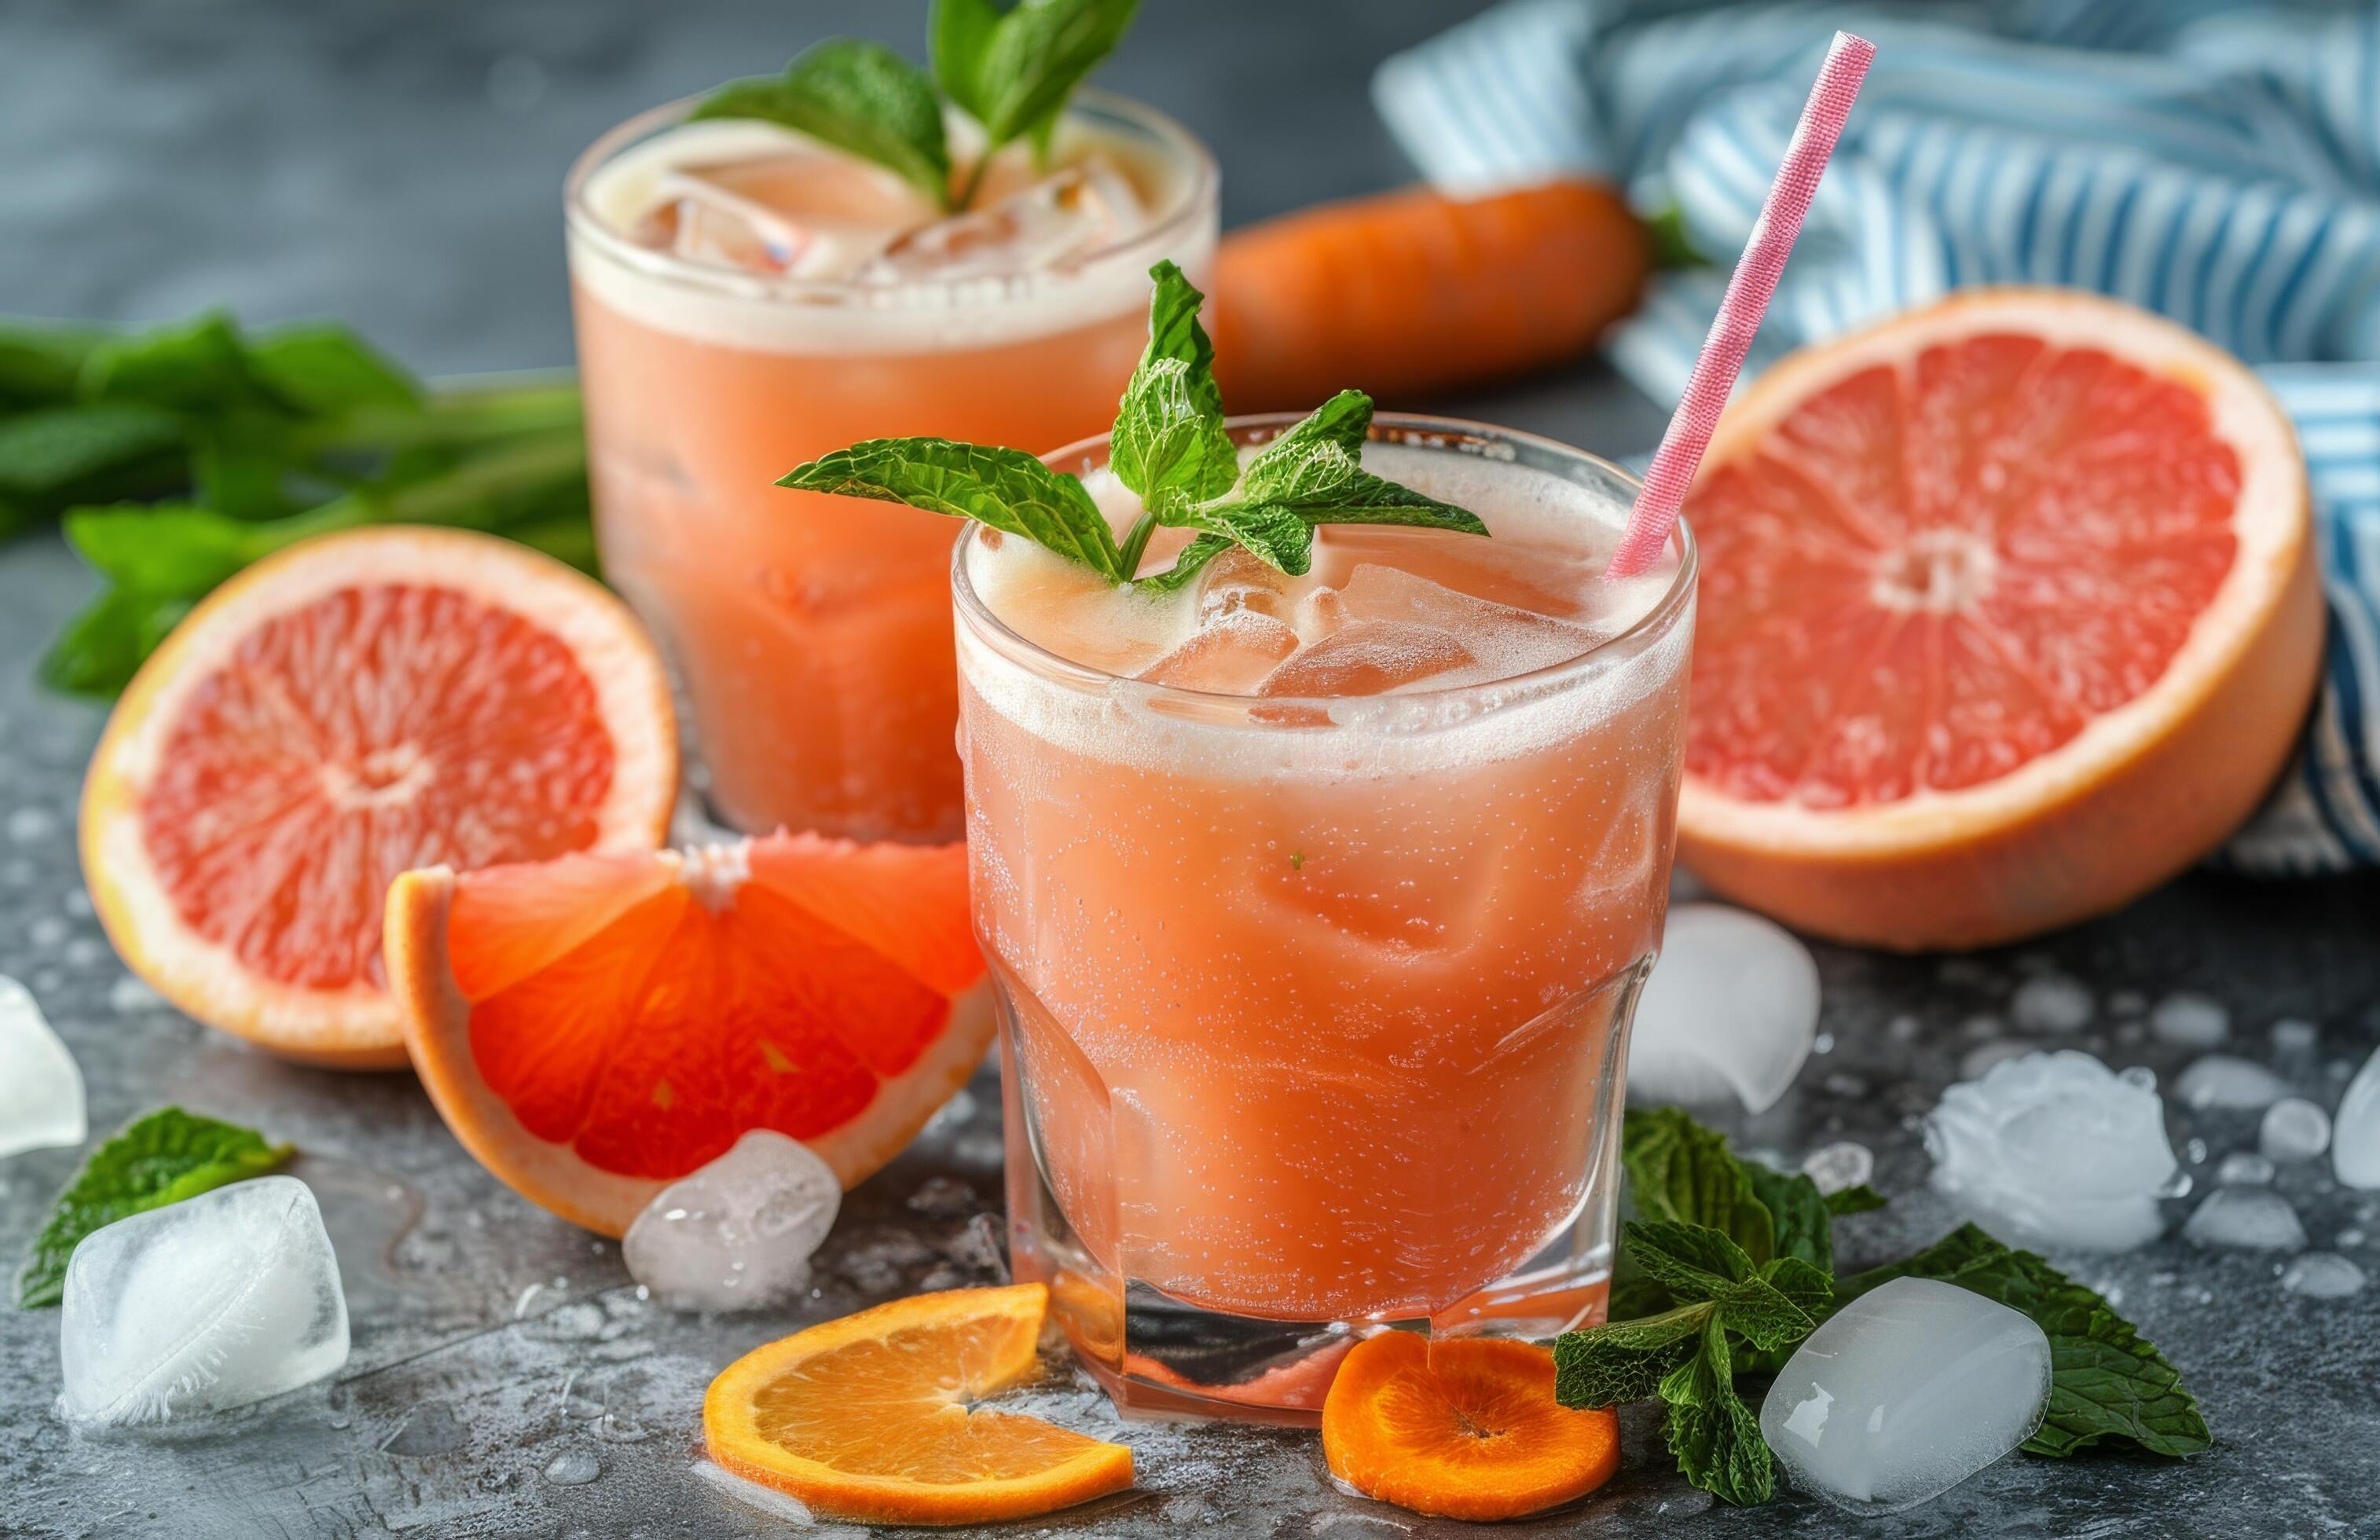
[950,411,1699,717]
[562,86,1219,306]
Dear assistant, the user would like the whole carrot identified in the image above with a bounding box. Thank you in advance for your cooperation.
[1209,179,1649,414]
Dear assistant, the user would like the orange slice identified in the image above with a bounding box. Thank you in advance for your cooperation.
[82,526,676,1068]
[704,1283,1134,1527]
[1677,288,2324,948]
[385,832,990,1234]
[1321,1333,1619,1521]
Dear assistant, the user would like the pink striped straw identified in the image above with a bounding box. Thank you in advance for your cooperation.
[1605,31,1877,578]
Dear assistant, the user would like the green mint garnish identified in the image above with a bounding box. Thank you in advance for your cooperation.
[16,1107,293,1308]
[692,39,954,210]
[1,310,593,697]
[779,260,1487,588]
[1554,1108,2209,1506]
[695,2,1141,211]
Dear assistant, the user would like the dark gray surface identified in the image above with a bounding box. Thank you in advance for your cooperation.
[3,3,2378,1538]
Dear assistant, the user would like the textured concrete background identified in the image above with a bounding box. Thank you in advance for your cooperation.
[2,3,2378,1537]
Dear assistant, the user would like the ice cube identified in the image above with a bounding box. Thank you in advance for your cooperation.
[1337,564,1598,680]
[2173,1054,2290,1110]
[2336,1046,2380,1190]
[0,975,83,1159]
[632,170,815,276]
[860,159,1143,281]
[2181,1188,2306,1252]
[2149,992,2230,1049]
[1194,546,1295,623]
[622,1130,839,1311]
[1136,609,1299,694]
[1801,1141,1873,1195]
[1924,1050,2178,1252]
[59,1175,350,1426]
[1256,618,1474,697]
[1627,904,1818,1115]
[1761,1277,2051,1515]
[2009,974,2092,1035]
[2259,1098,2330,1164]
[2279,1252,2367,1300]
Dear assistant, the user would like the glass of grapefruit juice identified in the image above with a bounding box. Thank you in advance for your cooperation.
[566,93,1217,842]
[954,415,1696,1422]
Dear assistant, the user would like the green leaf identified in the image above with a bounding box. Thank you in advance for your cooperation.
[1109,262,1236,517]
[0,403,185,511]
[1711,1273,1818,1353]
[930,0,1005,123]
[1846,1224,2211,1459]
[693,40,952,207]
[1645,202,1707,270]
[0,321,105,407]
[1744,1163,1835,1274]
[246,323,422,416]
[1824,1183,1888,1217]
[1622,1107,1777,1264]
[1625,1219,1756,1303]
[781,436,1121,581]
[17,1108,292,1308]
[1175,500,1312,575]
[1130,530,1232,592]
[65,503,263,598]
[1660,1315,1775,1505]
[79,312,275,416]
[1758,1254,1835,1318]
[967,0,1140,148]
[39,585,184,697]
[1553,1300,1711,1409]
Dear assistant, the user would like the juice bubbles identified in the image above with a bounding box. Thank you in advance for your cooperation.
[566,94,1216,841]
[955,417,1695,1420]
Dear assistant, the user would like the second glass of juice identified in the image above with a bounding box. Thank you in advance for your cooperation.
[956,416,1696,1423]
[567,91,1217,842]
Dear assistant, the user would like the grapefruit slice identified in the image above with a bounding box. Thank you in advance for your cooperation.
[1677,289,2323,949]
[704,1284,1134,1527]
[82,526,676,1068]
[385,832,990,1234]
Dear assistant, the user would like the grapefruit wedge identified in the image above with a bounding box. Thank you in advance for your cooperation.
[385,833,990,1234]
[82,526,677,1068]
[1678,289,2323,949]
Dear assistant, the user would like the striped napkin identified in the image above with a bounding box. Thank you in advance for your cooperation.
[1376,0,2380,874]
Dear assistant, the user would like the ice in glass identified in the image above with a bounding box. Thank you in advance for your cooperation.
[566,95,1216,840]
[954,417,1695,1421]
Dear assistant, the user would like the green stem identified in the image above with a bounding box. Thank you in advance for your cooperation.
[952,153,992,212]
[1115,511,1159,581]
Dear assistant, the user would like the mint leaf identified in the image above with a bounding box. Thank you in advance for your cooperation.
[966,0,1140,150]
[66,503,263,597]
[930,0,1005,124]
[1109,262,1235,518]
[1625,1219,1756,1301]
[79,312,274,416]
[780,436,1121,581]
[1824,1182,1888,1216]
[17,1108,293,1308]
[1846,1224,2211,1459]
[1553,1301,1710,1408]
[1760,1254,1835,1317]
[1744,1162,1835,1274]
[1128,531,1230,592]
[1622,1107,1777,1265]
[1660,1316,1774,1505]
[1236,390,1487,533]
[694,39,952,208]
[246,323,422,416]
[0,403,185,511]
[0,321,105,408]
[1175,500,1311,575]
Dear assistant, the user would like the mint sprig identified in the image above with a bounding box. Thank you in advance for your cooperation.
[697,2,1141,212]
[1555,1108,2209,1506]
[779,261,1486,589]
[17,1107,293,1307]
[692,39,954,209]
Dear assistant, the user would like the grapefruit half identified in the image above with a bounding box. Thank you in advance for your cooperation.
[82,526,677,1067]
[1677,289,2323,949]
[385,833,991,1234]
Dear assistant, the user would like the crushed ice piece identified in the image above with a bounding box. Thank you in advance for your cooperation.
[60,1175,350,1426]
[2259,1098,2331,1164]
[1627,904,1819,1115]
[2149,992,2230,1049]
[2215,1152,2274,1186]
[861,158,1144,281]
[622,1131,839,1311]
[0,976,84,1160]
[1958,1040,2034,1081]
[1925,1050,2177,1252]
[2336,1046,2380,1190]
[2270,1019,2319,1055]
[1257,617,1475,696]
[543,1448,602,1486]
[1762,1277,2049,1515]
[906,1175,978,1219]
[1801,1141,1873,1195]
[2010,974,2092,1034]
[1136,608,1299,693]
[633,169,816,276]
[2279,1252,2367,1300]
[2181,1188,2307,1252]
[2173,1054,2290,1111]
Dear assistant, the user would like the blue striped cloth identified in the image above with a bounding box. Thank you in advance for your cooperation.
[1376,0,2380,873]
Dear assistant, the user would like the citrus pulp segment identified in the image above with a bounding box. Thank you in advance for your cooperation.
[81,526,677,1067]
[1674,289,2321,948]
